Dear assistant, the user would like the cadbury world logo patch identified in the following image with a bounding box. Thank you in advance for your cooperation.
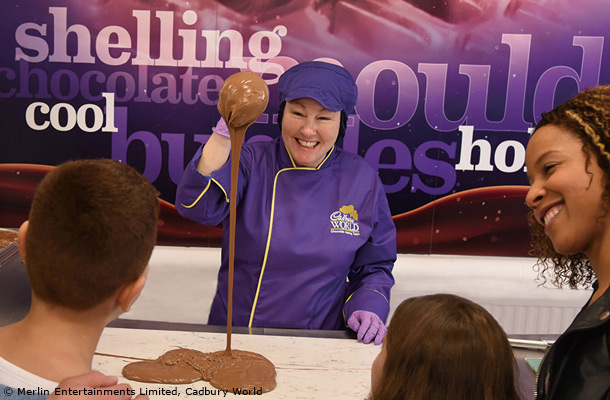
[329,205,360,236]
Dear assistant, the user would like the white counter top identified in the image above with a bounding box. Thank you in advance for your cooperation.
[94,327,378,399]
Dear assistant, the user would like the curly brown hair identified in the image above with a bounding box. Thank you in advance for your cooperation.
[529,85,610,288]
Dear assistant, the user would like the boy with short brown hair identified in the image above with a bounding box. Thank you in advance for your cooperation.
[0,159,159,398]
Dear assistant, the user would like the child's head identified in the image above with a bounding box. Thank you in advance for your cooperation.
[370,294,519,400]
[22,159,159,311]
[525,85,610,288]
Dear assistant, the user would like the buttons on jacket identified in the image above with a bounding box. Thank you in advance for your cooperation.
[600,310,610,321]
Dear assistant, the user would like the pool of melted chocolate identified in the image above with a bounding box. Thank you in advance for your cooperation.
[122,349,276,392]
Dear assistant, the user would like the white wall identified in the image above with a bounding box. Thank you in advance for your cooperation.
[124,246,591,334]
[390,254,590,334]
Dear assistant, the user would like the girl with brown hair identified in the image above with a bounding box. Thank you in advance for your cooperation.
[369,294,520,400]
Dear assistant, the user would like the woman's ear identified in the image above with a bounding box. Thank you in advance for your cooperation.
[17,220,28,262]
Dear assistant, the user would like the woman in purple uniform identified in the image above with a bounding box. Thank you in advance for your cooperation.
[176,61,396,345]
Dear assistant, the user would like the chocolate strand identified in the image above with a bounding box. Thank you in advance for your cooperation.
[216,71,269,355]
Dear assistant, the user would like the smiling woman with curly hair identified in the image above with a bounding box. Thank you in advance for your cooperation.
[525,85,610,400]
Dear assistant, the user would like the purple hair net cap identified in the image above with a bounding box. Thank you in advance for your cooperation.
[278,61,358,115]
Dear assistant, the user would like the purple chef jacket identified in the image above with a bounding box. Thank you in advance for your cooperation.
[176,136,396,330]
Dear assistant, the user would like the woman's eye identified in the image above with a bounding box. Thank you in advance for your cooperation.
[543,163,557,174]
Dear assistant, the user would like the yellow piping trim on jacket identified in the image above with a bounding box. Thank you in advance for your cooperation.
[212,178,230,203]
[344,288,389,305]
[180,178,229,208]
[285,144,335,170]
[248,168,291,327]
[181,180,211,208]
[248,146,336,327]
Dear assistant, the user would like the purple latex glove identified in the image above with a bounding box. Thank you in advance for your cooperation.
[212,117,230,138]
[347,310,387,345]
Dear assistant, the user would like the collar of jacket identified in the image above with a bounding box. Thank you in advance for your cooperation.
[568,281,610,332]
[538,280,610,400]
[277,136,337,170]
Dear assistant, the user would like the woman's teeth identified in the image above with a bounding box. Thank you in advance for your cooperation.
[543,205,562,226]
[297,139,317,148]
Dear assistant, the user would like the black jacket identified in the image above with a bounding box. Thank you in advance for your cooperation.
[536,281,610,400]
